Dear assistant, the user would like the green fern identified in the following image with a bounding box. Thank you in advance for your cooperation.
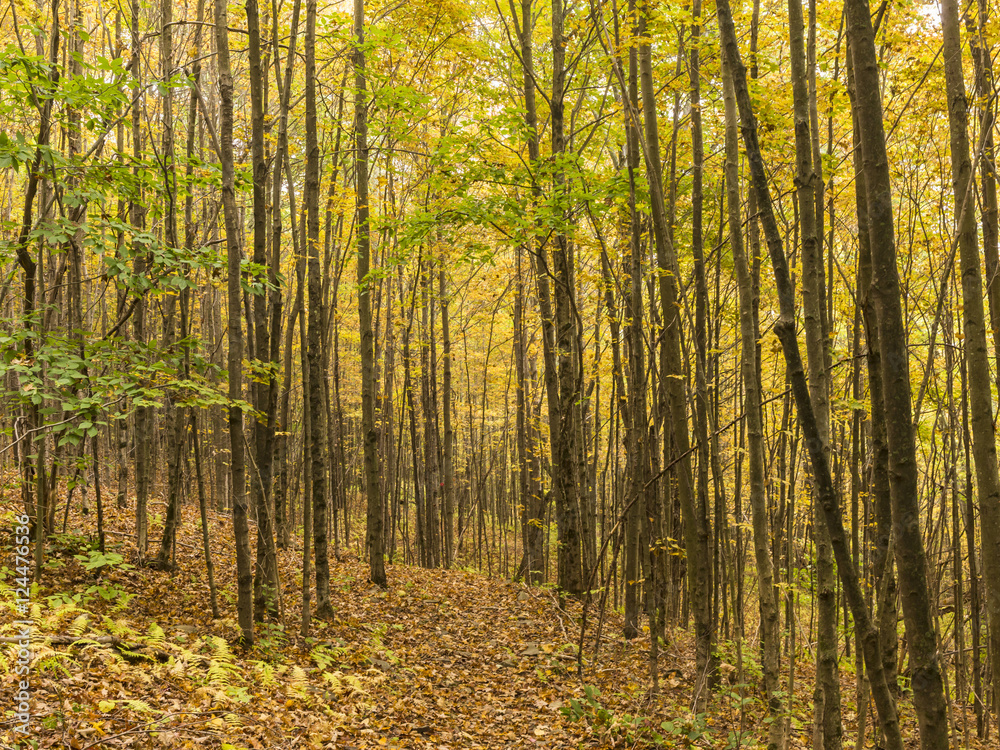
[209,635,234,661]
[110,591,137,614]
[205,636,238,687]
[123,699,155,714]
[117,646,154,663]
[103,616,137,640]
[252,660,277,688]
[146,622,166,649]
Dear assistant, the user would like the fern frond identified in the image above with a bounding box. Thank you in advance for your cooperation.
[322,670,344,694]
[146,622,166,649]
[111,592,137,614]
[118,647,153,663]
[209,635,234,662]
[346,674,367,696]
[289,665,308,694]
[68,614,89,636]
[124,699,155,714]
[207,660,236,686]
[104,616,137,639]
[321,670,369,698]
[252,660,276,688]
[168,654,186,677]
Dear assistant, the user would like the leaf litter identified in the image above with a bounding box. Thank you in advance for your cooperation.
[1,496,979,749]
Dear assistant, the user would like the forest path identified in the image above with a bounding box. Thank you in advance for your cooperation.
[2,500,717,749]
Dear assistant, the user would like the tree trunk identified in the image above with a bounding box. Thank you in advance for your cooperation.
[270,0,302,551]
[941,0,1000,730]
[714,2,903,747]
[305,0,333,618]
[722,55,784,750]
[787,0,841,744]
[355,0,387,588]
[130,0,151,559]
[636,0,710,699]
[153,0,186,572]
[845,37,898,697]
[440,267,454,566]
[214,0,254,646]
[549,0,585,597]
[246,0,279,621]
[845,1,950,748]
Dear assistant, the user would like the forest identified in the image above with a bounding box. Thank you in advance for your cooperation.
[1,0,999,747]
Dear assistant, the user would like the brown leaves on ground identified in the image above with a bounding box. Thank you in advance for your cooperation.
[0,497,986,749]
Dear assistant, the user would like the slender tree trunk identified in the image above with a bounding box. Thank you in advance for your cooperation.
[246,0,279,621]
[305,0,333,618]
[845,38,898,697]
[549,0,584,597]
[192,412,219,619]
[300,228,313,636]
[440,267,454,566]
[16,0,59,577]
[687,0,716,700]
[636,1,710,700]
[845,1,950,748]
[270,0,302,551]
[966,16,998,728]
[941,0,1000,729]
[714,2,903,747]
[514,251,545,583]
[788,0,840,744]
[215,0,254,646]
[130,0,150,559]
[625,27,654,690]
[722,55,784,750]
[420,259,441,567]
[355,0,387,588]
[153,0,186,572]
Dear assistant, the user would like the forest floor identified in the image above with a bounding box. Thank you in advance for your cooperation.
[0,489,982,749]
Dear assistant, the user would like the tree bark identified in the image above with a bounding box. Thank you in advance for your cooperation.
[941,0,1000,730]
[722,55,784,750]
[246,0,279,621]
[355,0,387,588]
[787,0,840,744]
[440,266,454,566]
[549,0,585,597]
[214,0,254,645]
[845,1,950,748]
[305,0,333,617]
[714,1,903,747]
[270,0,302,551]
[845,37,898,697]
[636,0,710,698]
